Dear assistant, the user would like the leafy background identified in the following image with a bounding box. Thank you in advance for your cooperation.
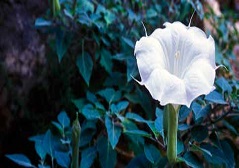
[1,0,239,167]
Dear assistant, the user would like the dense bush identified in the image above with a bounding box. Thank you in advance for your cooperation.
[5,0,239,167]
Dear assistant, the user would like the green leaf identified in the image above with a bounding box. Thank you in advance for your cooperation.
[80,147,97,168]
[122,37,134,48]
[6,154,34,168]
[43,130,54,157]
[86,91,98,104]
[82,104,101,120]
[57,111,70,128]
[179,106,191,121]
[155,108,164,137]
[216,77,232,94]
[144,144,161,164]
[80,120,96,147]
[105,115,122,149]
[56,29,72,62]
[126,154,151,168]
[72,98,85,111]
[221,140,235,168]
[201,143,226,165]
[126,57,138,82]
[104,10,116,25]
[110,101,129,114]
[76,52,93,86]
[177,140,184,155]
[181,152,203,168]
[35,18,52,27]
[191,144,212,157]
[97,136,117,168]
[55,151,70,168]
[100,49,112,74]
[29,135,46,160]
[125,112,146,123]
[191,125,208,142]
[97,88,121,104]
[205,90,227,104]
[124,130,151,138]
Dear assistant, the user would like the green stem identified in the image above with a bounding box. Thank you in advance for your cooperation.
[166,104,179,164]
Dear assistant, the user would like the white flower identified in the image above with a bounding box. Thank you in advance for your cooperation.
[134,22,216,107]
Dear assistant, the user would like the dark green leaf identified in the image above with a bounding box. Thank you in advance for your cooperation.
[105,115,122,149]
[80,147,97,168]
[56,30,72,62]
[6,154,34,168]
[155,107,164,137]
[126,154,151,168]
[124,130,151,138]
[125,112,146,123]
[144,144,161,164]
[181,152,203,168]
[100,49,112,74]
[55,151,70,168]
[221,140,235,168]
[98,88,121,104]
[97,136,117,168]
[191,125,208,142]
[122,37,134,48]
[82,104,101,120]
[76,52,93,86]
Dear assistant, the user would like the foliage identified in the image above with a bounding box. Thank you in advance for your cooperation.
[6,0,239,167]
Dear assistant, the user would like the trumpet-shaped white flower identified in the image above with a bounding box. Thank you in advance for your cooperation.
[134,22,216,107]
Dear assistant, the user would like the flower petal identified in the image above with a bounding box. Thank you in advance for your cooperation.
[142,68,188,106]
[134,36,166,83]
[183,58,216,106]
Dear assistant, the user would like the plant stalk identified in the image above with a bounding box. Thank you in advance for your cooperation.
[166,104,179,164]
[71,113,81,168]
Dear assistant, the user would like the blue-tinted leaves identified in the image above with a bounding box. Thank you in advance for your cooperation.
[55,151,70,168]
[191,103,211,121]
[6,154,34,168]
[216,77,232,94]
[200,141,235,168]
[155,108,164,137]
[97,136,117,168]
[57,111,70,128]
[82,104,101,120]
[181,152,203,168]
[122,37,134,48]
[191,125,208,142]
[80,147,97,168]
[126,154,151,168]
[100,49,112,74]
[205,90,227,104]
[43,130,54,157]
[97,88,121,104]
[110,101,129,114]
[29,135,47,160]
[80,120,96,147]
[76,52,93,86]
[144,144,161,164]
[125,112,146,123]
[179,106,191,121]
[56,29,72,62]
[35,18,52,27]
[105,115,122,149]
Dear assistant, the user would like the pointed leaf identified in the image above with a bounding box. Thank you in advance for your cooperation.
[57,111,70,128]
[97,136,117,168]
[76,52,93,86]
[80,147,97,168]
[105,115,122,149]
[6,154,34,168]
